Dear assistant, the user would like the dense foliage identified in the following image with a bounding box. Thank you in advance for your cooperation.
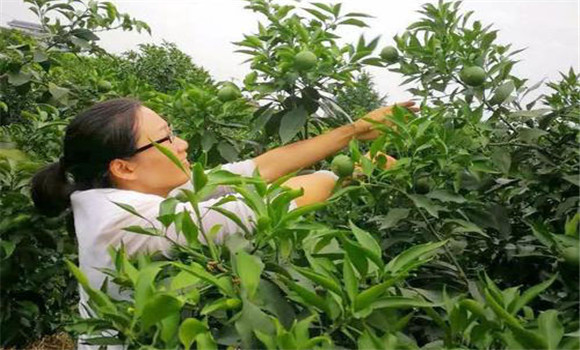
[0,0,577,348]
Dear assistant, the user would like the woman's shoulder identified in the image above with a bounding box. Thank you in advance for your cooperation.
[71,188,165,216]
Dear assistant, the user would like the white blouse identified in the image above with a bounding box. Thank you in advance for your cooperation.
[70,159,336,349]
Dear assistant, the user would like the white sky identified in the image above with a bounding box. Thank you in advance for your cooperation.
[1,0,579,102]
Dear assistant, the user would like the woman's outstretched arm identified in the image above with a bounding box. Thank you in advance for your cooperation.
[252,102,417,183]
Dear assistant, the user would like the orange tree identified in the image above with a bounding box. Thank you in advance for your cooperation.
[66,1,578,349]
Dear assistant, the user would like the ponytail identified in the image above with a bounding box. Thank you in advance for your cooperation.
[30,158,74,217]
[29,98,142,218]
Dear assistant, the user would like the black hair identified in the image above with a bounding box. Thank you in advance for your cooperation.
[30,98,142,217]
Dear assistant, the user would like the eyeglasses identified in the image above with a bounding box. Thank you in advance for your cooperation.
[131,128,176,156]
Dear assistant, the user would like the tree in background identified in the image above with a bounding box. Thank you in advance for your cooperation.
[336,70,387,119]
[120,41,215,94]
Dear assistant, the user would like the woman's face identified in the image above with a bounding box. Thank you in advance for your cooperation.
[112,106,190,197]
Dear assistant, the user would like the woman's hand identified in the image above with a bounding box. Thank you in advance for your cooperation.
[353,151,397,178]
[353,101,419,141]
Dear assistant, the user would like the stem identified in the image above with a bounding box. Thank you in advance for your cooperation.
[363,183,470,286]
[451,75,518,134]
[487,142,561,161]
[192,205,219,261]
[416,207,469,286]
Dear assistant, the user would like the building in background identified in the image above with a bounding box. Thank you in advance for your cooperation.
[3,20,44,37]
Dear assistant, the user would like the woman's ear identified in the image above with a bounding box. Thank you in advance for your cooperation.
[109,159,138,182]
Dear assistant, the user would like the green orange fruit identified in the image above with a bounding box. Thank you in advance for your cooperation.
[217,86,239,102]
[331,155,355,178]
[294,50,318,71]
[562,246,579,267]
[225,298,242,309]
[488,81,515,105]
[380,46,399,64]
[460,66,486,87]
[97,80,112,92]
[414,176,432,194]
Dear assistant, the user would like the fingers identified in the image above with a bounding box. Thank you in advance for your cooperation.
[394,101,416,108]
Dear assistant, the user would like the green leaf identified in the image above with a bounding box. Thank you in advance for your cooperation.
[7,71,31,86]
[565,213,579,236]
[509,274,557,314]
[562,174,579,187]
[70,28,100,41]
[122,225,160,236]
[175,262,234,296]
[152,141,188,174]
[375,208,410,229]
[70,36,91,49]
[233,185,267,216]
[343,256,358,302]
[408,194,445,218]
[111,202,146,220]
[141,294,183,329]
[344,12,374,18]
[445,219,488,238]
[484,289,521,329]
[65,260,115,311]
[518,128,549,143]
[303,8,329,21]
[491,150,512,174]
[208,205,250,235]
[201,298,241,315]
[529,221,558,248]
[282,276,330,314]
[48,82,70,101]
[84,337,125,346]
[255,329,276,350]
[538,310,564,350]
[218,141,239,162]
[170,270,200,292]
[385,240,447,275]
[488,81,515,105]
[192,162,207,192]
[32,50,48,63]
[1,240,16,259]
[485,290,547,349]
[460,299,489,321]
[134,262,169,315]
[279,106,307,144]
[349,221,382,262]
[195,332,217,350]
[179,318,207,350]
[280,202,326,225]
[158,197,179,227]
[368,296,435,309]
[235,251,264,299]
[293,266,342,296]
[339,18,369,27]
[426,190,466,203]
[354,278,398,312]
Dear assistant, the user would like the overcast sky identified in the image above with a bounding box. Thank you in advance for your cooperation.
[1,0,578,102]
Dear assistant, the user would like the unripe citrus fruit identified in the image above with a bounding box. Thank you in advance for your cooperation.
[97,80,112,92]
[460,66,486,87]
[217,86,239,102]
[331,155,354,178]
[225,298,242,309]
[414,176,432,194]
[294,50,317,71]
[488,81,515,105]
[562,246,579,267]
[380,46,399,64]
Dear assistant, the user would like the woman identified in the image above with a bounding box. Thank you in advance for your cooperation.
[30,98,416,347]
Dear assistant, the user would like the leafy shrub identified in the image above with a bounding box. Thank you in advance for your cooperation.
[120,41,214,94]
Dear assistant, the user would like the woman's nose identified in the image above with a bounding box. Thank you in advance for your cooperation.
[176,136,189,152]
